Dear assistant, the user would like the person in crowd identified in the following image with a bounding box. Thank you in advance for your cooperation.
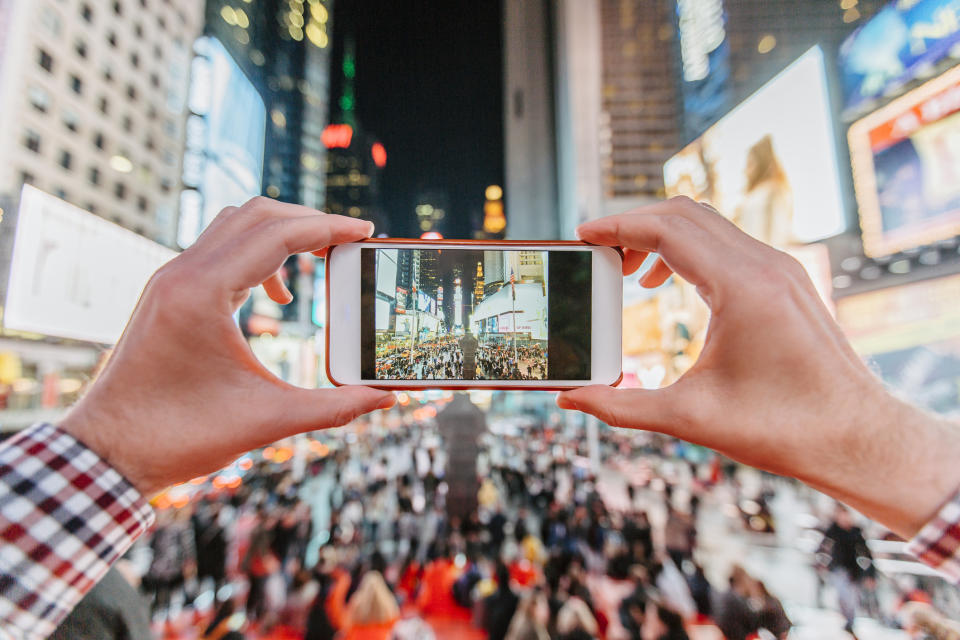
[483,561,521,640]
[244,514,282,622]
[713,565,759,640]
[146,507,196,621]
[4,197,960,640]
[555,596,600,640]
[821,504,875,635]
[341,571,400,640]
[193,499,228,599]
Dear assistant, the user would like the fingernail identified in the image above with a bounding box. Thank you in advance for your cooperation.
[556,394,577,410]
[574,228,583,241]
[377,395,396,410]
[364,221,376,237]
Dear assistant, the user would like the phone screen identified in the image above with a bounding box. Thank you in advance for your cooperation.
[360,248,592,381]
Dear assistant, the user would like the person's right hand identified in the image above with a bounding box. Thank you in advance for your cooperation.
[558,197,960,538]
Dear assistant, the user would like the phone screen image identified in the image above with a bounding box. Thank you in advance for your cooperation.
[360,248,591,381]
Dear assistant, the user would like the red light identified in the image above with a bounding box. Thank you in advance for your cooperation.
[371,142,387,168]
[322,124,353,149]
[420,231,443,239]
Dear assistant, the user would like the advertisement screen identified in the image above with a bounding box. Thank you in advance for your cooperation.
[664,46,847,247]
[360,248,592,381]
[178,36,265,248]
[4,186,176,344]
[840,0,960,113]
[848,64,960,256]
[837,274,960,417]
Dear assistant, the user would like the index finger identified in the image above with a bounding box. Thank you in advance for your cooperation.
[576,197,750,295]
[216,214,373,294]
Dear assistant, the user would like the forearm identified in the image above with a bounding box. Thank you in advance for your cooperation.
[0,423,154,639]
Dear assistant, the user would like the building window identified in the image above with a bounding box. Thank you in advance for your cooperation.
[137,196,148,212]
[122,115,133,131]
[58,150,72,170]
[38,48,54,72]
[98,96,109,114]
[107,31,117,48]
[126,84,137,100]
[157,15,166,31]
[69,74,82,95]
[80,3,93,22]
[147,105,157,120]
[87,203,97,214]
[115,183,127,199]
[160,178,172,193]
[40,5,62,35]
[145,136,155,151]
[93,131,105,149]
[134,225,145,236]
[19,171,35,186]
[112,215,123,225]
[130,52,139,68]
[153,44,162,59]
[113,0,122,15]
[102,65,114,83]
[150,73,160,89]
[75,39,88,58]
[62,110,79,132]
[23,130,41,153]
[28,86,50,112]
[134,22,143,37]
[54,187,67,199]
[89,166,100,185]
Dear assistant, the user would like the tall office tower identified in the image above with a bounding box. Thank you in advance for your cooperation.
[417,250,440,299]
[324,40,388,231]
[474,262,484,304]
[598,0,683,206]
[0,0,204,246]
[723,0,884,108]
[483,250,506,296]
[204,0,334,210]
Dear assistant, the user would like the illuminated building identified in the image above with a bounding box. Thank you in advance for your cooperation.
[453,276,464,331]
[323,40,388,232]
[474,262,484,303]
[203,0,333,210]
[0,0,204,246]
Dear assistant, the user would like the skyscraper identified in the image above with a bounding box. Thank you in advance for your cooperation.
[324,40,389,232]
[203,0,334,210]
[0,0,204,246]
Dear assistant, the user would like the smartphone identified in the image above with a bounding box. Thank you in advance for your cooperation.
[326,240,622,390]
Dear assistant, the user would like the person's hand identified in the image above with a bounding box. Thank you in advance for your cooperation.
[60,198,395,496]
[558,197,960,538]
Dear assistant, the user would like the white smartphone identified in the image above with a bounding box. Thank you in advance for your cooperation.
[325,240,623,390]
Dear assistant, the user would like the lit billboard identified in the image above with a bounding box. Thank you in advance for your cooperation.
[664,47,847,247]
[840,0,960,113]
[848,63,960,257]
[837,274,960,417]
[178,36,266,248]
[4,186,176,344]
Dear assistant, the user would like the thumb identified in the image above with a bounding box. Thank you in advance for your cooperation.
[557,385,683,435]
[269,386,396,439]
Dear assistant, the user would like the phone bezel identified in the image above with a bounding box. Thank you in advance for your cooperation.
[326,239,623,390]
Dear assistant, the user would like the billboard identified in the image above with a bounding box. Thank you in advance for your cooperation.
[178,36,266,248]
[375,249,399,297]
[664,47,847,247]
[848,64,960,256]
[840,0,960,114]
[837,274,960,417]
[4,186,177,344]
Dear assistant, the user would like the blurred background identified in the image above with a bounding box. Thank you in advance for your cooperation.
[1,0,960,639]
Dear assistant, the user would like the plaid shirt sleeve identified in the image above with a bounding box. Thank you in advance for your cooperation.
[0,422,155,640]
[907,490,960,583]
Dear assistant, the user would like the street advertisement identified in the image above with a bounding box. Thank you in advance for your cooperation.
[675,0,731,139]
[664,46,847,248]
[4,185,176,344]
[848,63,960,256]
[840,0,960,114]
[837,274,960,417]
[178,36,266,249]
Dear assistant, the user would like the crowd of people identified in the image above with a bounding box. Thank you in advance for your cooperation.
[475,344,547,380]
[61,401,952,640]
[375,338,547,381]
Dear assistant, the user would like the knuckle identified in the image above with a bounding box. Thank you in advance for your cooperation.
[243,195,272,215]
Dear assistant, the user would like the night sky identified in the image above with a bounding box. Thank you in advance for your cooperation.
[329,2,504,238]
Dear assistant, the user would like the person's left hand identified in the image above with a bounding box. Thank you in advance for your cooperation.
[61,198,396,496]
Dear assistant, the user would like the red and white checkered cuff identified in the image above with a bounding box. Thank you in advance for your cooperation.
[907,489,960,584]
[0,422,155,639]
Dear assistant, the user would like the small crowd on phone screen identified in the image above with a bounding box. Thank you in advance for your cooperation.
[326,241,623,389]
